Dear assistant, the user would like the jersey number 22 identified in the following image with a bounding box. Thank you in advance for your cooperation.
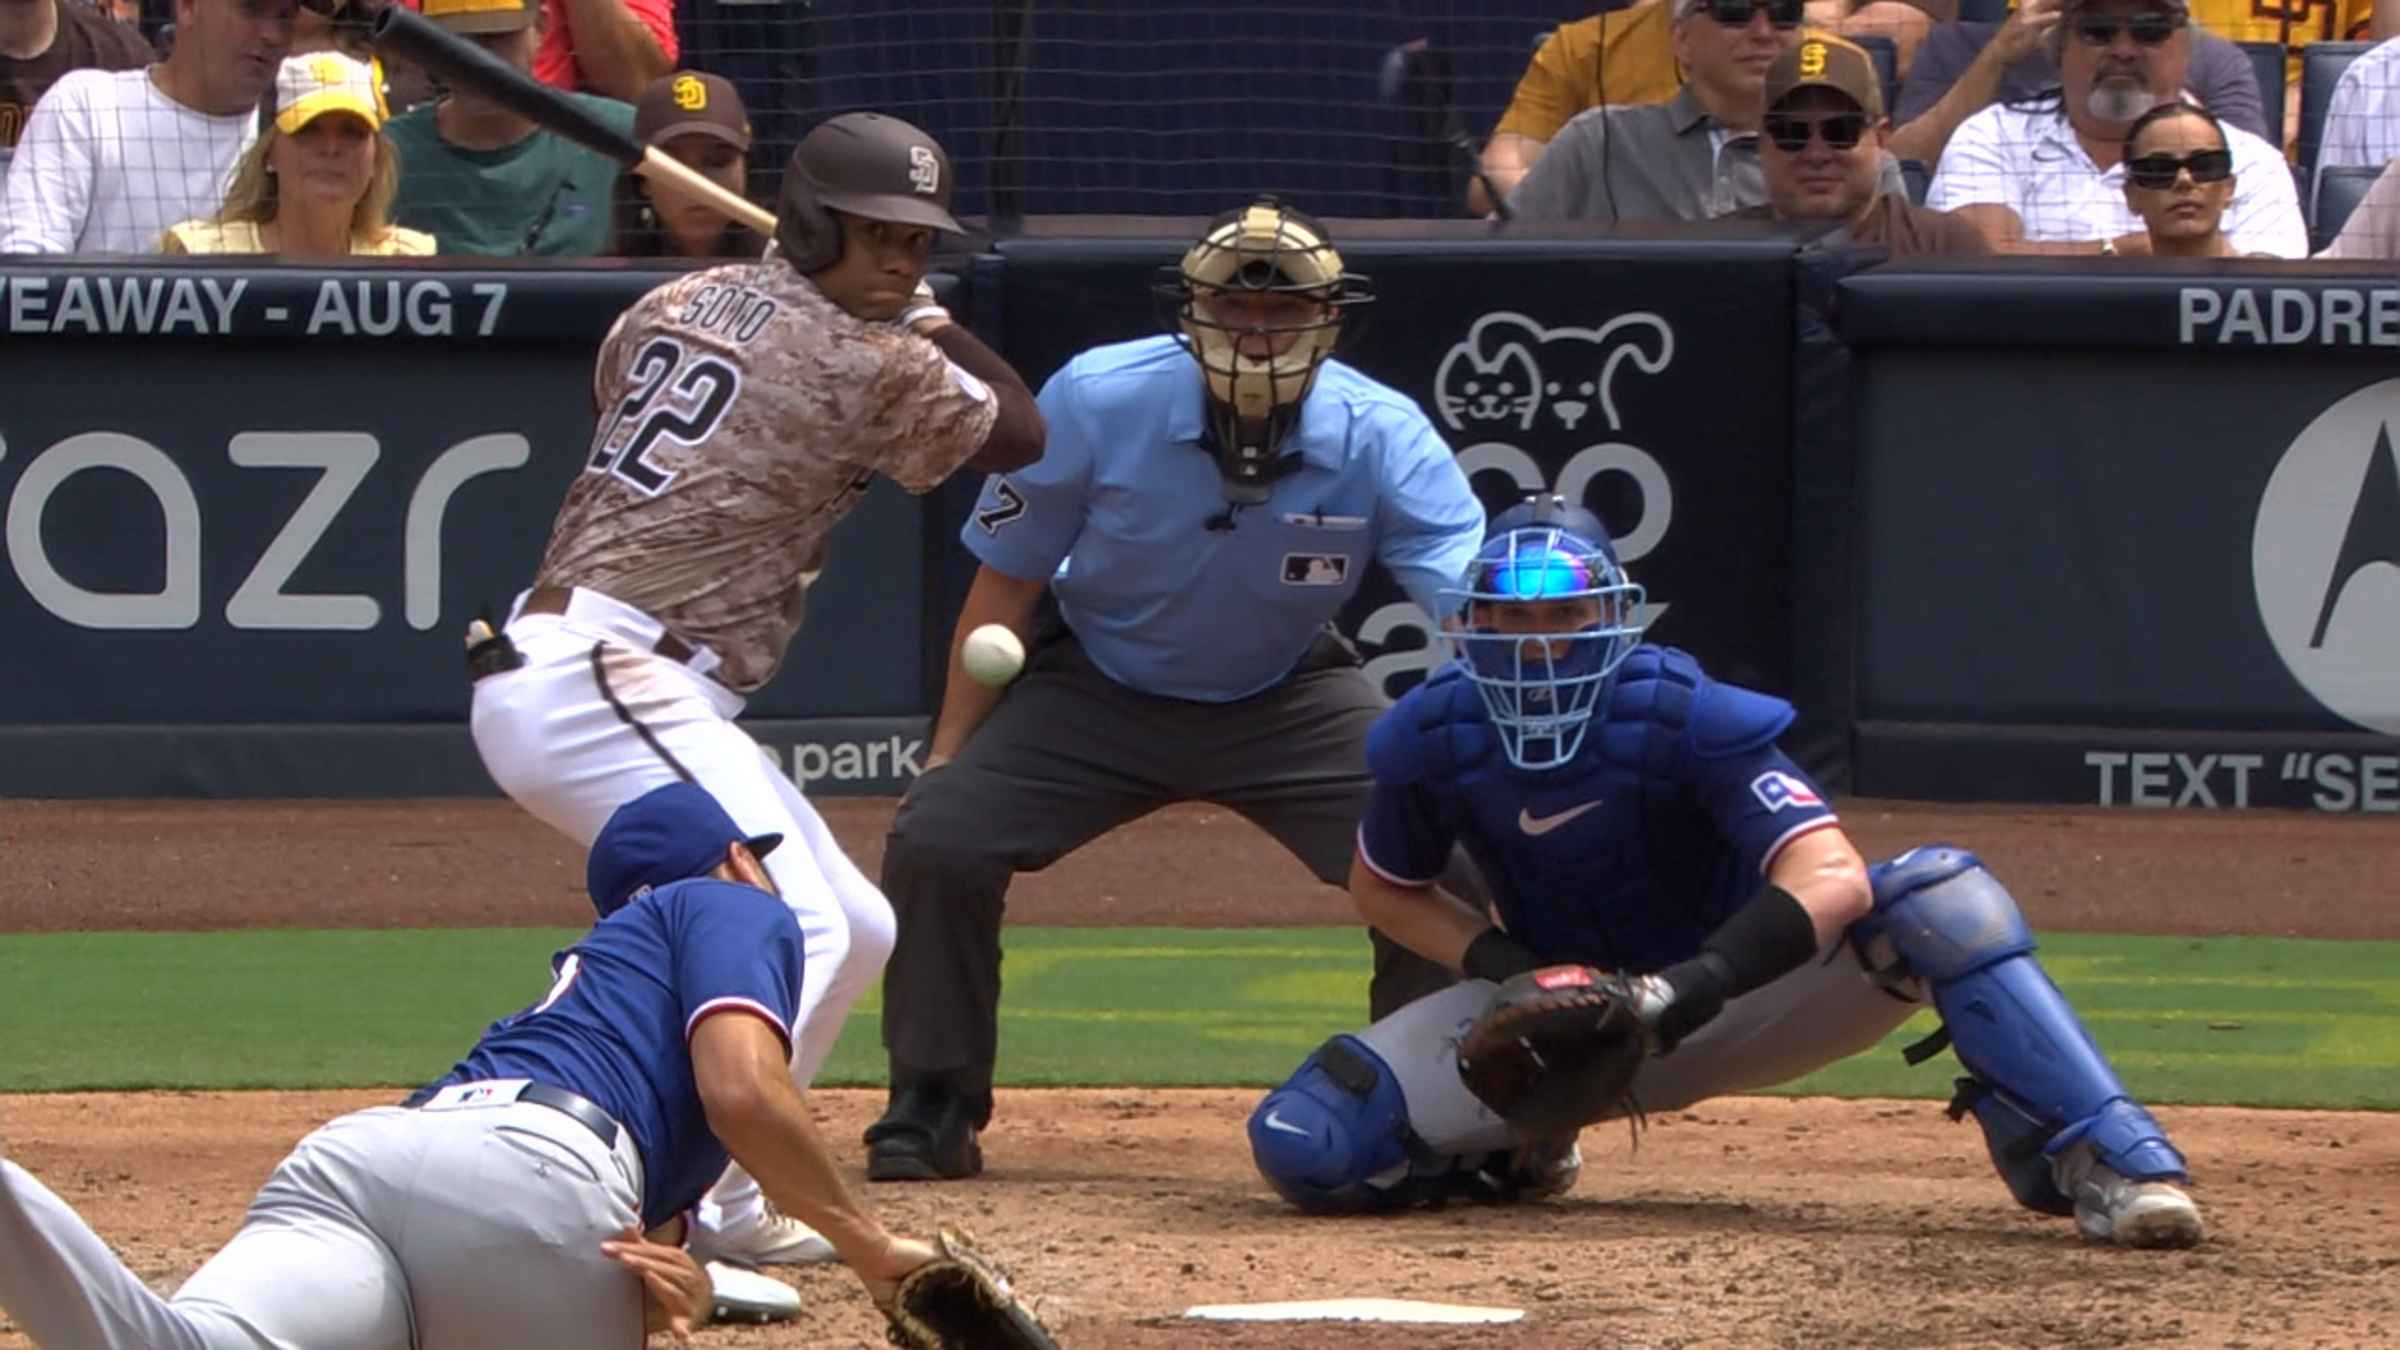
[591,336,743,495]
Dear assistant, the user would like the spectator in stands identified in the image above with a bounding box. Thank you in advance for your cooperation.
[1926,0,2305,254]
[0,0,293,253]
[1740,33,1992,252]
[2315,154,2400,255]
[1475,0,1945,214]
[1890,0,2264,164]
[2116,99,2250,253]
[609,68,761,258]
[394,0,673,101]
[2317,34,2400,180]
[161,51,431,255]
[1,0,151,163]
[534,0,671,101]
[2185,0,2378,143]
[1507,0,1817,223]
[384,0,629,257]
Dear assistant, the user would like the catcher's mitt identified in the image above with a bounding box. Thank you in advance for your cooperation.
[1455,965,1653,1140]
[884,1228,1058,1350]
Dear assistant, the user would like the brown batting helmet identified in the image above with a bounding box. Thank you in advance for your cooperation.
[775,112,963,273]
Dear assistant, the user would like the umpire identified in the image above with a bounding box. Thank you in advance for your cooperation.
[868,198,1486,1180]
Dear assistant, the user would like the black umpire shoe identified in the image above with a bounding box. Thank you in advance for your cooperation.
[864,1084,984,1181]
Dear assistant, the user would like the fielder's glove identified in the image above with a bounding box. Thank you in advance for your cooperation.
[883,1228,1058,1350]
[1455,965,1663,1139]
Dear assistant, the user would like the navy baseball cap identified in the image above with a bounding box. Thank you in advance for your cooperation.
[586,783,783,918]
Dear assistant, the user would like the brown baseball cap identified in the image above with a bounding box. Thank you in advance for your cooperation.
[1765,32,1883,120]
[635,72,753,151]
[418,0,534,36]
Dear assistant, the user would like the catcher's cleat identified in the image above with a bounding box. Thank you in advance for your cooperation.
[2057,1144,2204,1249]
[691,1201,838,1266]
[866,1086,984,1182]
[703,1261,802,1324]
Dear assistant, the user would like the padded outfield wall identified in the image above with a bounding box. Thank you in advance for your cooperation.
[0,231,2391,809]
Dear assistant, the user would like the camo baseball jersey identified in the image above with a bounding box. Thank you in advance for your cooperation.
[535,262,999,691]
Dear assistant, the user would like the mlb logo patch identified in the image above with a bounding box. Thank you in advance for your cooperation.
[1281,553,1350,586]
[1751,770,1824,812]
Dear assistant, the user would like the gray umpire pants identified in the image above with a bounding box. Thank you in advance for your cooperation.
[880,624,1472,1121]
[0,1100,646,1349]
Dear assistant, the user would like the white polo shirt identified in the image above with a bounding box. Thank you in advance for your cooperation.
[1928,98,2308,257]
[2319,38,2400,178]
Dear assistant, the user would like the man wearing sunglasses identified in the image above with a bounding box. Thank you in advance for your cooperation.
[1510,0,1906,224]
[1742,33,1992,253]
[1926,0,2305,255]
[1889,0,2266,166]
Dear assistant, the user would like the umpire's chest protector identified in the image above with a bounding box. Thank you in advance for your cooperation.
[1405,649,1794,970]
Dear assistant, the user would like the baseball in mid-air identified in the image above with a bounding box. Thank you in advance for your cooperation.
[961,623,1026,687]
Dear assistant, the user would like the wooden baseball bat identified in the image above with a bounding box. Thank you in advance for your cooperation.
[367,4,778,237]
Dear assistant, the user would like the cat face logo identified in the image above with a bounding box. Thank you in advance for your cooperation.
[1433,312,1675,436]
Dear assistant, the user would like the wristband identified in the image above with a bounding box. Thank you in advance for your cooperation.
[1460,926,1542,983]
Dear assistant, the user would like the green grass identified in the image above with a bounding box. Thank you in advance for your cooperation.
[1,928,2393,1109]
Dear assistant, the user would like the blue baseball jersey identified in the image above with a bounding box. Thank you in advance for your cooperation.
[1355,647,1839,973]
[424,878,805,1229]
[961,335,1484,702]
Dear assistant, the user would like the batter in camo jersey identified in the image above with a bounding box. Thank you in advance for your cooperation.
[469,111,1043,1273]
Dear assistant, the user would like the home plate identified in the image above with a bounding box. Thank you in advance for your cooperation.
[1185,1297,1524,1324]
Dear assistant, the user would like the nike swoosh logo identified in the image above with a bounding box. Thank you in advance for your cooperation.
[1518,801,1603,836]
[1261,1109,1311,1138]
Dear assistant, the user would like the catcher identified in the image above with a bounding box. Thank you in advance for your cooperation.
[1246,495,2205,1250]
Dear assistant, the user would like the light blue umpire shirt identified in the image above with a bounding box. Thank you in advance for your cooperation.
[962,334,1485,703]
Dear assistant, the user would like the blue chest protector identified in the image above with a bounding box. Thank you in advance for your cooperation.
[1367,647,1797,971]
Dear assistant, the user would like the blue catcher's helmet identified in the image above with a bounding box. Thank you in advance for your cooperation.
[1440,495,1648,771]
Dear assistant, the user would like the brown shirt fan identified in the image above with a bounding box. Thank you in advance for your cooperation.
[0,0,151,150]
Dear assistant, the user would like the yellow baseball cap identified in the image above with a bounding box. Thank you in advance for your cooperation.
[274,52,387,134]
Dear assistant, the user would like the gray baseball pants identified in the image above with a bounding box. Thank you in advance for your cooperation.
[880,625,1472,1117]
[0,1099,645,1349]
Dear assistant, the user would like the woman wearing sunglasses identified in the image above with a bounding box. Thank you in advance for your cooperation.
[2118,100,2244,257]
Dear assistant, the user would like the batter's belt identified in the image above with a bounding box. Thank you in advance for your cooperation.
[519,585,700,666]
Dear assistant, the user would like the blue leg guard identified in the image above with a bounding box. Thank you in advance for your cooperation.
[1852,846,2189,1216]
[1248,1036,1527,1214]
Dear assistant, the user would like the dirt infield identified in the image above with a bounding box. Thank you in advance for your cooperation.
[2,796,2397,1347]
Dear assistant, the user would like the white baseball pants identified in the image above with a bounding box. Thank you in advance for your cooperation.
[468,588,894,1222]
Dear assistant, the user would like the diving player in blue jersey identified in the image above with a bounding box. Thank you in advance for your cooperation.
[0,783,948,1347]
[1245,495,2205,1249]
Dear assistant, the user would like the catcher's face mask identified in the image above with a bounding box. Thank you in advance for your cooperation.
[1442,527,1648,772]
[1155,198,1372,504]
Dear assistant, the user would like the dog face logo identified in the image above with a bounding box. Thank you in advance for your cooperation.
[1433,312,1675,436]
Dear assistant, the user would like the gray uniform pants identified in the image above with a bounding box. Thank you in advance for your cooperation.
[0,1099,646,1349]
[880,626,1469,1118]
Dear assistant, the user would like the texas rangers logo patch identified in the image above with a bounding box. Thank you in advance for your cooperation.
[1751,770,1823,812]
[1281,553,1349,586]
